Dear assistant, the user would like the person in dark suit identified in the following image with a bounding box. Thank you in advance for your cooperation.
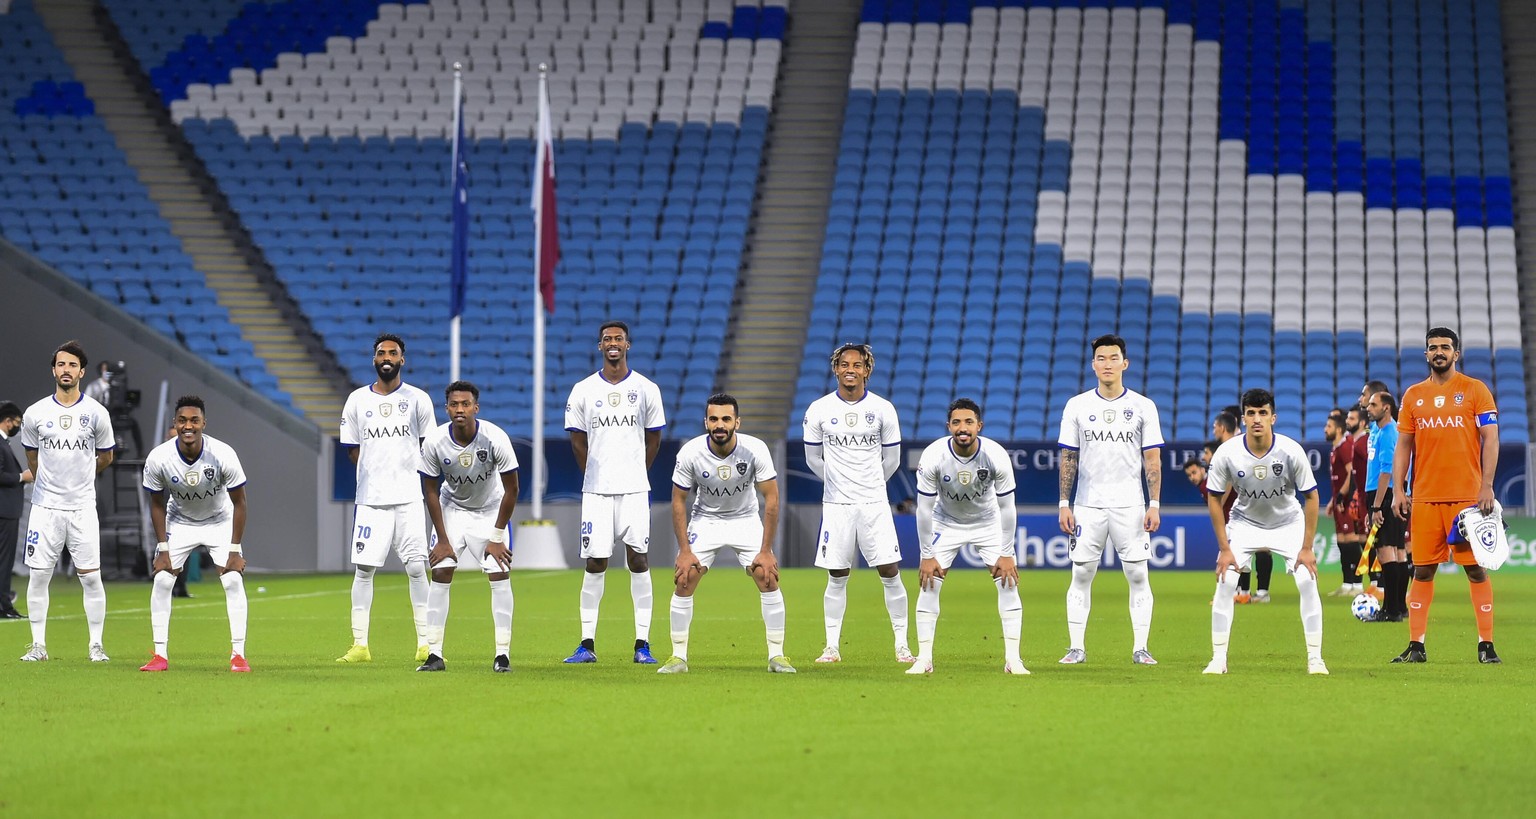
[0,400,34,618]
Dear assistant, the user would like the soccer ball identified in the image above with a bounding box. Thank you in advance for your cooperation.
[1351,593,1381,622]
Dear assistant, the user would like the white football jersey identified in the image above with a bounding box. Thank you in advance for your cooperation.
[803,391,901,504]
[916,436,1016,528]
[672,432,776,520]
[1058,388,1164,508]
[1206,433,1319,529]
[420,419,519,513]
[142,434,247,525]
[564,370,666,494]
[20,394,114,510]
[340,382,437,506]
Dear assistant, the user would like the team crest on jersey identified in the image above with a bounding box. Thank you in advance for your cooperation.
[458,451,475,468]
[1123,408,1134,422]
[1434,396,1446,408]
[1270,461,1283,478]
[628,390,638,405]
[716,465,732,481]
[379,402,392,418]
[845,413,858,427]
[203,466,215,482]
[865,412,876,425]
[958,470,973,485]
[977,468,990,483]
[1104,412,1116,425]
[477,450,487,463]
[80,415,91,427]
[736,462,748,475]
[59,415,72,430]
[1454,393,1465,405]
[398,400,409,415]
[608,392,621,407]
[1254,465,1268,480]
[183,469,202,487]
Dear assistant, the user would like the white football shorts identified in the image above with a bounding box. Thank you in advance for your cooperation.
[1226,518,1308,574]
[814,502,900,570]
[686,516,765,570]
[929,520,1013,570]
[24,504,101,572]
[430,504,511,573]
[1068,505,1151,563]
[580,492,651,559]
[164,518,237,571]
[351,501,429,567]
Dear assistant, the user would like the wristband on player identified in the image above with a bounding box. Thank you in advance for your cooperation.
[1148,500,1160,509]
[488,531,506,544]
[228,543,242,554]
[1058,500,1070,509]
[155,541,168,553]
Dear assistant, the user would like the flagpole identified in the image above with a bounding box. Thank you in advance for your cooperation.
[532,63,548,520]
[450,62,463,384]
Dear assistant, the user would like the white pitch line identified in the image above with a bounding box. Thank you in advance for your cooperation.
[0,569,571,622]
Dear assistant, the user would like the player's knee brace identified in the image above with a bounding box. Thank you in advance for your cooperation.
[78,572,103,593]
[221,571,243,592]
[153,571,176,592]
[1071,562,1098,586]
[1122,561,1149,587]
[354,566,375,582]
[403,559,427,579]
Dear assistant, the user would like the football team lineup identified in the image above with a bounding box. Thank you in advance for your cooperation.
[15,326,1511,674]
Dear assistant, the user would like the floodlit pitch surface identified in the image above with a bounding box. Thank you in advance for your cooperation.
[7,568,1532,817]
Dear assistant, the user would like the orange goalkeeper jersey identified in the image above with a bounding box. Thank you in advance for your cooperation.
[1397,371,1498,504]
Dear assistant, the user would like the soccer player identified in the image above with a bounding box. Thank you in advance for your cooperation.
[803,342,912,664]
[1364,390,1407,621]
[1323,409,1364,597]
[18,341,115,662]
[138,396,250,672]
[1390,328,1501,664]
[1203,388,1327,675]
[909,398,1026,675]
[336,333,437,664]
[1217,408,1272,603]
[562,320,666,664]
[418,381,519,673]
[1057,334,1163,665]
[1347,403,1381,597]
[661,394,792,674]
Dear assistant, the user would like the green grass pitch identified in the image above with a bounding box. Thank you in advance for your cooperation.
[6,568,1532,817]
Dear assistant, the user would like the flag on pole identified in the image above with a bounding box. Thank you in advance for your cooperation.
[532,71,559,314]
[449,75,469,321]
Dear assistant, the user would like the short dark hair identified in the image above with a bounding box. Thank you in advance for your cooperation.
[174,395,206,415]
[1241,388,1275,411]
[0,401,21,422]
[52,340,87,369]
[599,320,630,340]
[1426,327,1460,350]
[706,392,739,414]
[1203,439,1222,456]
[948,397,982,420]
[1327,410,1346,428]
[373,333,405,354]
[1181,456,1205,471]
[1213,412,1238,435]
[444,380,479,402]
[1363,380,1390,399]
[1089,334,1127,358]
[1372,390,1398,417]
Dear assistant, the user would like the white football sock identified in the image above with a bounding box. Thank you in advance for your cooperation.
[881,573,910,651]
[350,566,375,646]
[1123,560,1154,653]
[996,576,1023,664]
[150,571,175,657]
[489,578,513,656]
[426,580,451,656]
[1293,565,1324,661]
[27,568,50,646]
[579,570,605,641]
[823,574,848,649]
[1212,568,1240,664]
[404,559,430,647]
[221,571,247,656]
[78,571,106,647]
[914,578,942,661]
[669,593,693,661]
[630,568,653,642]
[761,589,786,659]
[1066,561,1098,651]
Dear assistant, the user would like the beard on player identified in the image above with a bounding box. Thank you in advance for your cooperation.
[375,358,401,381]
